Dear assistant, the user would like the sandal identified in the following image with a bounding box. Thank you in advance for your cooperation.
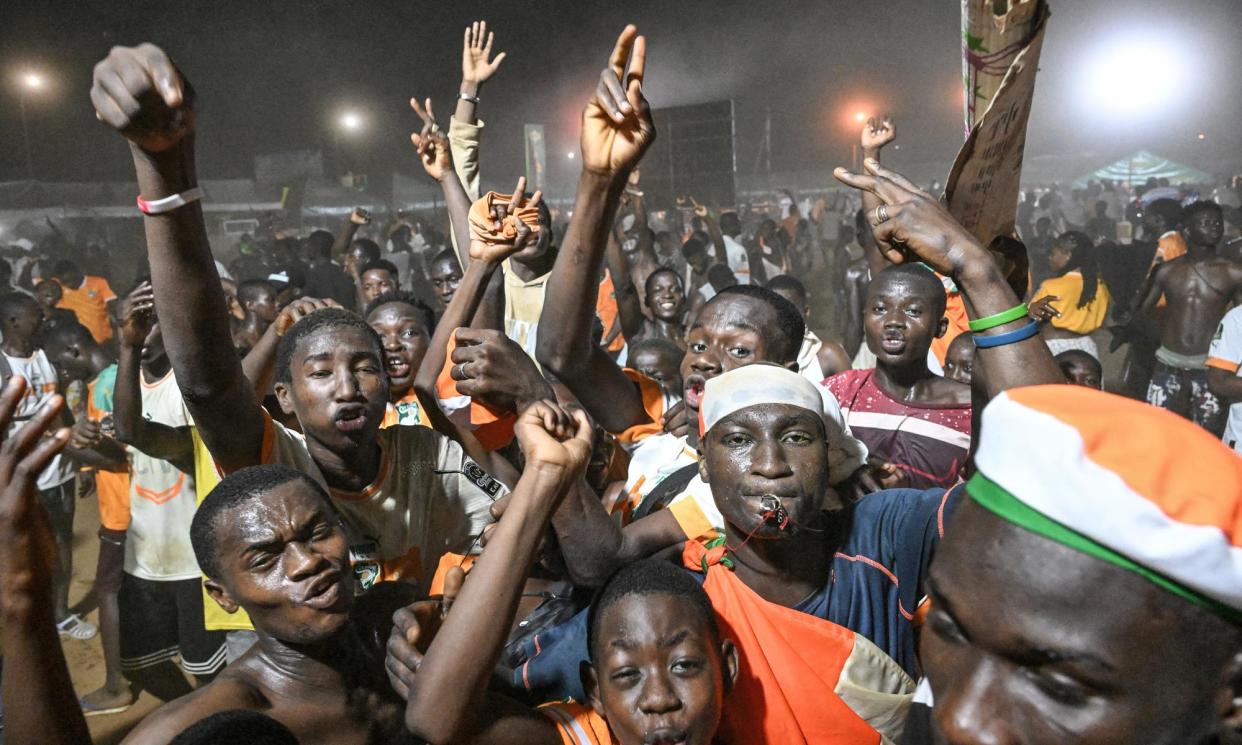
[80,685,134,717]
[56,614,98,641]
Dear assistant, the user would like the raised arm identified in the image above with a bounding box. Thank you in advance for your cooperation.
[413,182,547,486]
[606,222,646,342]
[411,97,473,267]
[859,117,896,224]
[696,201,728,266]
[451,21,506,199]
[0,380,89,745]
[835,159,1062,396]
[394,403,590,745]
[534,26,656,434]
[333,207,369,270]
[112,281,193,473]
[90,44,266,473]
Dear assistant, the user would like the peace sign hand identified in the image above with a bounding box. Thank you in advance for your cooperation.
[834,158,985,277]
[91,43,196,154]
[580,25,656,179]
[409,98,453,183]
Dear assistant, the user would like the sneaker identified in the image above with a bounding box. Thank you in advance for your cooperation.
[79,685,135,717]
[56,614,98,641]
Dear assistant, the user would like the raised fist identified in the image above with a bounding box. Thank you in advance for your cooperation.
[91,43,195,154]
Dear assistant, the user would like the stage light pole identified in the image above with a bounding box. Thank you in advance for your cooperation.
[851,111,867,171]
[334,110,364,177]
[18,71,44,180]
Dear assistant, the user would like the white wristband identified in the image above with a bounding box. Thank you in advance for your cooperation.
[137,186,203,215]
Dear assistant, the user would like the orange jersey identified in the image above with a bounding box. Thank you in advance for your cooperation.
[57,275,117,343]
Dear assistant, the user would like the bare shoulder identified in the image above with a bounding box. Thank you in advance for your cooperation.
[122,674,267,745]
[929,375,972,405]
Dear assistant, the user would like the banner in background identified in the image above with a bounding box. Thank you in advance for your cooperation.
[945,0,1048,245]
[524,124,547,191]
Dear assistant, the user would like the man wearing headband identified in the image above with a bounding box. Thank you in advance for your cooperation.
[519,363,959,713]
[905,384,1242,744]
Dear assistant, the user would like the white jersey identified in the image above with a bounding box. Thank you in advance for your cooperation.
[126,371,200,580]
[1208,306,1242,453]
[3,349,75,490]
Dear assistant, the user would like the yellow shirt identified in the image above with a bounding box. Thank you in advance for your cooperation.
[1034,270,1111,335]
[502,261,549,360]
[57,275,116,343]
[191,426,255,631]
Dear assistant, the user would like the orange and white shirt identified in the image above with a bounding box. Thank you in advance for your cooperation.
[381,390,432,429]
[242,415,507,591]
[126,370,200,581]
[1208,306,1242,453]
[56,275,116,344]
[3,349,76,490]
[540,702,614,745]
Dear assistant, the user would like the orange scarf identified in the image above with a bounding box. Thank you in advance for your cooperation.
[682,539,881,745]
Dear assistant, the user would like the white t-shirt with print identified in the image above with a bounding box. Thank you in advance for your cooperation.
[251,417,507,590]
[3,349,75,490]
[126,371,200,581]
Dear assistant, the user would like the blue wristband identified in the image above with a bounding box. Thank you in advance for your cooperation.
[973,320,1040,349]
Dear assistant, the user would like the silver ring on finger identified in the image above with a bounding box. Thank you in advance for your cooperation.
[456,362,470,379]
[873,204,891,225]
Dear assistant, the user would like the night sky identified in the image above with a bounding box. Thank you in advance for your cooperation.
[3,0,1240,190]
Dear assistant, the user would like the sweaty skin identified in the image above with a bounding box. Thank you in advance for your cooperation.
[863,274,970,405]
[122,481,410,745]
[923,499,1242,745]
[1138,208,1242,355]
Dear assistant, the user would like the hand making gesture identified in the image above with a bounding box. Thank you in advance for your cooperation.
[0,378,71,616]
[581,25,655,178]
[835,158,986,276]
[860,116,896,157]
[117,281,156,349]
[468,176,543,264]
[409,97,453,183]
[90,44,195,154]
[461,20,507,86]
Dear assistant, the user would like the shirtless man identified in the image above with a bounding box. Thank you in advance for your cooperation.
[1137,201,1242,435]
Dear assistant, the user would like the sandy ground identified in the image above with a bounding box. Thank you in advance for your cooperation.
[29,489,163,744]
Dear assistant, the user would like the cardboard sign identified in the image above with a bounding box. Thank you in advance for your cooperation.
[945,1,1048,244]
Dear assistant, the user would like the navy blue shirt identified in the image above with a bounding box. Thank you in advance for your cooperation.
[509,486,962,703]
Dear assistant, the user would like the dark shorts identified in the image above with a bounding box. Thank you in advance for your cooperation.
[118,573,228,678]
[1146,362,1228,436]
[94,528,126,594]
[36,480,75,540]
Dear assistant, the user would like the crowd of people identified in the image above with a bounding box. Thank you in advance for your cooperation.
[0,18,1240,745]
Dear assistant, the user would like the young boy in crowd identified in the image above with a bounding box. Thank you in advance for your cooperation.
[365,291,434,428]
[767,273,852,384]
[233,279,279,353]
[53,259,117,344]
[824,264,972,490]
[942,332,975,386]
[1055,349,1103,390]
[359,259,401,307]
[0,292,95,640]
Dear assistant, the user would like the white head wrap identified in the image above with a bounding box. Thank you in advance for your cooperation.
[699,364,869,485]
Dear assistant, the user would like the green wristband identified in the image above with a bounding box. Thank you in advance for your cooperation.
[968,303,1029,332]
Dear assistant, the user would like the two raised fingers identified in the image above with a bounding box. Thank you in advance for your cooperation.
[598,25,645,123]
